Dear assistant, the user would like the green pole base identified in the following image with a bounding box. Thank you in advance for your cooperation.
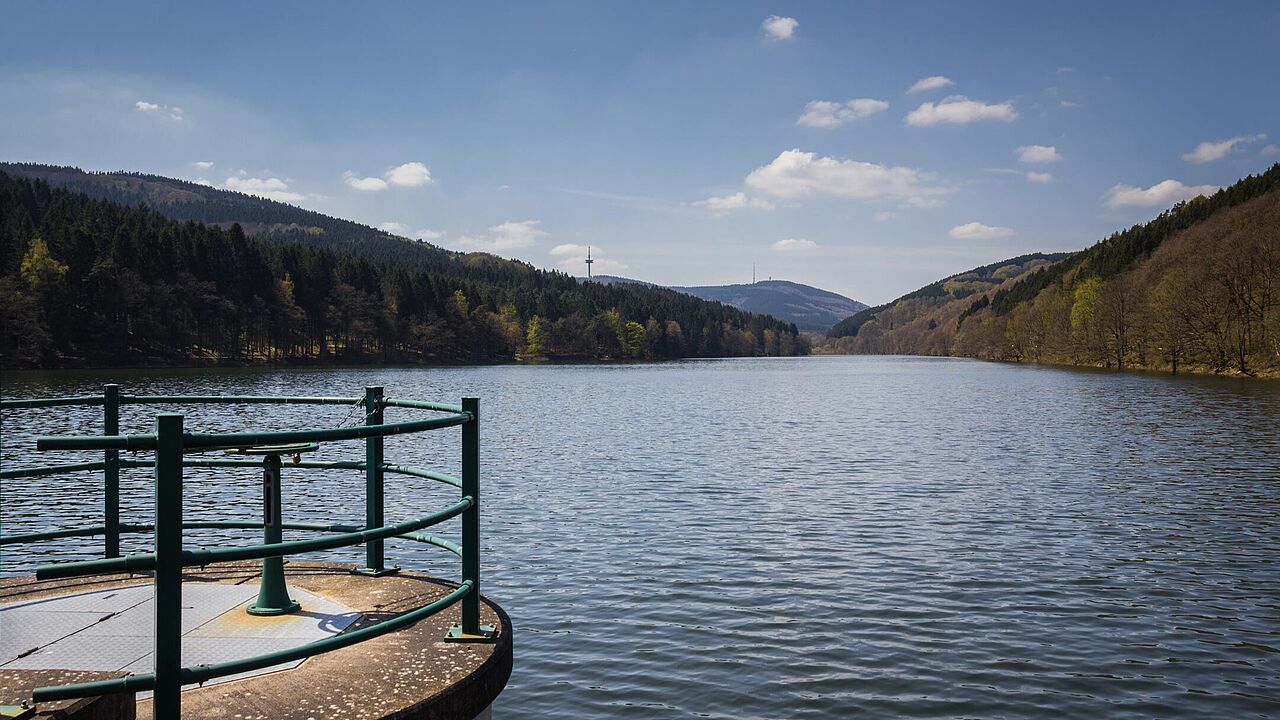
[351,565,401,577]
[444,624,497,643]
[246,598,302,616]
[0,703,36,719]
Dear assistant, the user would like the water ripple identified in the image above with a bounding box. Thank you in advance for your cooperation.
[3,357,1279,718]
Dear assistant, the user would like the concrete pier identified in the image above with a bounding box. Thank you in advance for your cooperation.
[0,562,512,719]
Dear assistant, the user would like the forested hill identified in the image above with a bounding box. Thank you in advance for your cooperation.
[823,163,1280,376]
[0,162,467,274]
[0,170,807,368]
[825,252,1070,342]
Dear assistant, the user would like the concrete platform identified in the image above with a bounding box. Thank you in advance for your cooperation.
[0,563,512,719]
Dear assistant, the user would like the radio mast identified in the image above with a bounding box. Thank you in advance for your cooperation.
[585,246,594,280]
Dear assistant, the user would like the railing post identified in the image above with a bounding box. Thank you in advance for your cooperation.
[153,414,184,720]
[355,386,396,576]
[247,453,300,615]
[103,384,120,558]
[446,397,495,642]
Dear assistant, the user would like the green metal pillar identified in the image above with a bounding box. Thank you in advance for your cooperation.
[247,453,300,615]
[355,386,397,576]
[103,384,120,558]
[446,397,495,642]
[153,414,184,720]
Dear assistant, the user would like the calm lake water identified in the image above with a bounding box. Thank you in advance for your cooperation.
[2,356,1279,718]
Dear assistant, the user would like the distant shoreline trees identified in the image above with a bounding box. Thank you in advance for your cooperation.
[0,172,808,368]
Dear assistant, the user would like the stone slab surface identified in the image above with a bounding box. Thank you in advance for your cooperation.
[0,563,512,720]
[0,582,356,693]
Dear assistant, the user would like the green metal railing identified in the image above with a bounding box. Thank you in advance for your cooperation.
[0,385,496,719]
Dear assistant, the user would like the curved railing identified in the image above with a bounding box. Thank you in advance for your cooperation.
[0,386,494,719]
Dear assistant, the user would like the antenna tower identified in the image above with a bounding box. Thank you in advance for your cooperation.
[585,245,594,280]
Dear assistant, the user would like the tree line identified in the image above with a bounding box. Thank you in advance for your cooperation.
[0,171,807,368]
[958,189,1280,375]
[821,163,1280,376]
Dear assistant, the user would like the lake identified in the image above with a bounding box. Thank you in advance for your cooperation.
[2,356,1279,718]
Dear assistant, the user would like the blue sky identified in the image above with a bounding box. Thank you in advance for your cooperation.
[2,2,1277,304]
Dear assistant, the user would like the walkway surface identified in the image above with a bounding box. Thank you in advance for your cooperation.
[0,563,512,720]
[1,581,358,696]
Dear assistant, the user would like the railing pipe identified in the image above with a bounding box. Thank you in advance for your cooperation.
[35,413,469,452]
[123,395,361,406]
[103,384,120,558]
[0,524,111,545]
[0,460,107,479]
[153,414,184,720]
[0,396,104,409]
[35,497,472,579]
[359,386,389,575]
[446,397,493,641]
[463,397,480,634]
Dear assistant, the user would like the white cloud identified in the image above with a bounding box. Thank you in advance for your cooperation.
[192,160,214,170]
[1016,145,1061,163]
[549,243,587,257]
[905,96,1017,126]
[797,98,889,128]
[743,149,947,208]
[454,220,546,252]
[873,211,897,222]
[771,238,818,252]
[1262,144,1279,156]
[694,191,775,215]
[344,162,433,192]
[344,172,388,191]
[386,161,433,187]
[223,176,305,203]
[1060,100,1078,108]
[135,100,184,121]
[550,243,627,273]
[1182,134,1266,164]
[949,222,1015,240]
[381,222,445,242]
[906,76,954,94]
[1104,180,1219,208]
[762,15,798,41]
[1025,171,1053,183]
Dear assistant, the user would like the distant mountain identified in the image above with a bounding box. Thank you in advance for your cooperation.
[579,275,867,333]
[580,274,659,288]
[674,281,867,334]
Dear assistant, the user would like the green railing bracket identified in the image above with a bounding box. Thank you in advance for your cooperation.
[444,623,497,643]
[350,564,402,577]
